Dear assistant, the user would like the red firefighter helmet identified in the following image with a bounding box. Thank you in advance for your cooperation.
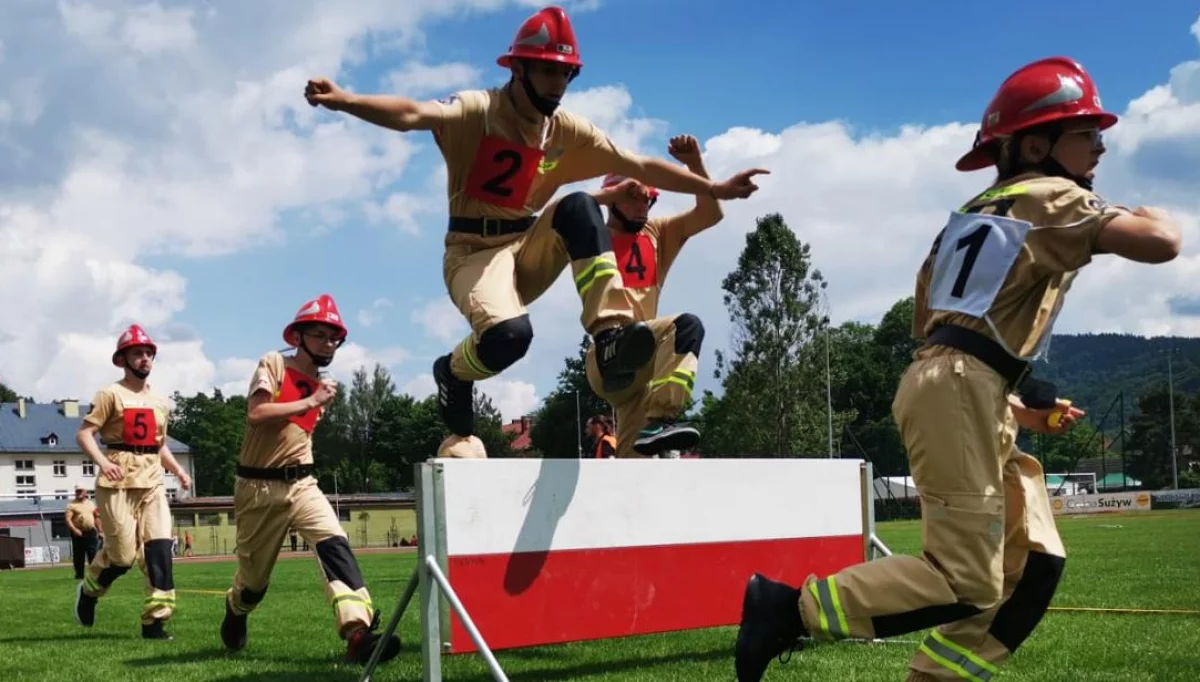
[602,173,659,202]
[283,294,348,347]
[497,6,583,69]
[112,324,157,366]
[956,56,1119,172]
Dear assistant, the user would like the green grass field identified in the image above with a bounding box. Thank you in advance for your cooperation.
[2,511,1198,681]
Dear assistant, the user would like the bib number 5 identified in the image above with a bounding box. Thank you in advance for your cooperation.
[121,408,158,447]
[464,135,545,211]
[928,211,1031,317]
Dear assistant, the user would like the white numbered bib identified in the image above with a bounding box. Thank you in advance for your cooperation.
[928,210,1031,318]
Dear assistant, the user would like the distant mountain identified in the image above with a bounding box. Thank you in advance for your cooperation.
[1033,333,1200,427]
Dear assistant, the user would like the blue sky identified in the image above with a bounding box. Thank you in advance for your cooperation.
[3,0,1200,422]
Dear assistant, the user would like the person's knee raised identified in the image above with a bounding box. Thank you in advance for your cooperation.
[477,315,534,373]
[551,191,608,261]
[673,313,706,356]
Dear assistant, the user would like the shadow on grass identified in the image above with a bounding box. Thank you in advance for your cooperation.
[454,643,734,682]
[123,649,297,668]
[0,632,129,644]
[204,672,362,682]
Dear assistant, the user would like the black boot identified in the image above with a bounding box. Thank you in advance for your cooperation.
[593,322,655,392]
[221,598,248,651]
[75,583,97,627]
[735,573,808,682]
[434,354,475,437]
[142,619,173,640]
[344,611,401,665]
[633,419,701,456]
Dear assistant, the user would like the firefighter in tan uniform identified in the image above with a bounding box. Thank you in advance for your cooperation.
[304,6,766,458]
[65,484,100,580]
[584,134,724,456]
[75,324,192,640]
[220,294,401,666]
[735,57,1182,682]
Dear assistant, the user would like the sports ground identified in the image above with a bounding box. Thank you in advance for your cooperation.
[2,510,1197,681]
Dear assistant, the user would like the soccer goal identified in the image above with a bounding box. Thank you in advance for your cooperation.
[1045,472,1097,497]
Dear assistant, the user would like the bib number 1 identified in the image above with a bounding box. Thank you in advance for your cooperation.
[927,210,1031,317]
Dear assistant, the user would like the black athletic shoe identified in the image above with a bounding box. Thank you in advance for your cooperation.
[221,598,248,651]
[142,619,173,640]
[75,582,97,627]
[345,627,401,665]
[594,322,655,392]
[434,354,475,437]
[633,420,701,456]
[735,573,808,682]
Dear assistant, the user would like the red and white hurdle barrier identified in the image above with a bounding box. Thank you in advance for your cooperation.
[361,457,884,682]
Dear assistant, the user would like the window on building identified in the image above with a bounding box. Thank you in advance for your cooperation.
[175,514,195,527]
[53,460,66,477]
[227,511,236,524]
[338,508,351,522]
[82,462,96,477]
[54,490,69,500]
[199,513,221,527]
[16,475,35,487]
[167,488,178,501]
[15,460,33,471]
[16,490,36,499]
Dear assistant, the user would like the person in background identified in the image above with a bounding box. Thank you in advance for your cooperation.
[65,485,99,581]
[586,415,617,458]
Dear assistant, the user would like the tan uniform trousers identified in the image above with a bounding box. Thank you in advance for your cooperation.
[82,484,176,625]
[796,349,1065,681]
[226,476,374,639]
[585,315,698,457]
[444,197,634,381]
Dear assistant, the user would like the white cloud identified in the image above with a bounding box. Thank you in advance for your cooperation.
[357,298,393,328]
[411,298,468,344]
[0,0,544,405]
[384,61,481,98]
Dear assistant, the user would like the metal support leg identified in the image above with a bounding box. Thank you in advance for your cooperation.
[425,555,510,682]
[359,567,420,682]
[870,534,893,557]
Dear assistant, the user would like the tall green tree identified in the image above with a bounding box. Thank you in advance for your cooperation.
[168,389,247,496]
[703,213,853,457]
[530,336,608,458]
[1124,385,1200,489]
[342,364,396,492]
[0,382,17,403]
[474,389,516,458]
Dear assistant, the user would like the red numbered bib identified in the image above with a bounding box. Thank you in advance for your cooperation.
[121,407,158,447]
[613,232,658,289]
[463,135,545,210]
[277,367,320,434]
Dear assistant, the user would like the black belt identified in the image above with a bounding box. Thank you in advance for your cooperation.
[237,464,314,482]
[926,325,1057,408]
[105,444,159,454]
[448,216,536,237]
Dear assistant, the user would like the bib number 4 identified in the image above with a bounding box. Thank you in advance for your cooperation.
[928,211,1031,317]
[121,408,158,448]
[464,136,545,210]
[612,233,658,289]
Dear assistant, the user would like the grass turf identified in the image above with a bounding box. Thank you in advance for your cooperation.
[1,510,1197,681]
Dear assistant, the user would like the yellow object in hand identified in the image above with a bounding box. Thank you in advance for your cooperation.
[1047,400,1071,428]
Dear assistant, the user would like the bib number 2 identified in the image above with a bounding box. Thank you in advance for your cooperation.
[464,135,545,210]
[928,210,1031,317]
[121,408,158,447]
[278,367,321,434]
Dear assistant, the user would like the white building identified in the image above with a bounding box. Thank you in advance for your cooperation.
[0,398,195,502]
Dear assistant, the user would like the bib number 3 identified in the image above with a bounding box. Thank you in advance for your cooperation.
[121,408,158,447]
[928,211,1031,317]
[464,135,545,210]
